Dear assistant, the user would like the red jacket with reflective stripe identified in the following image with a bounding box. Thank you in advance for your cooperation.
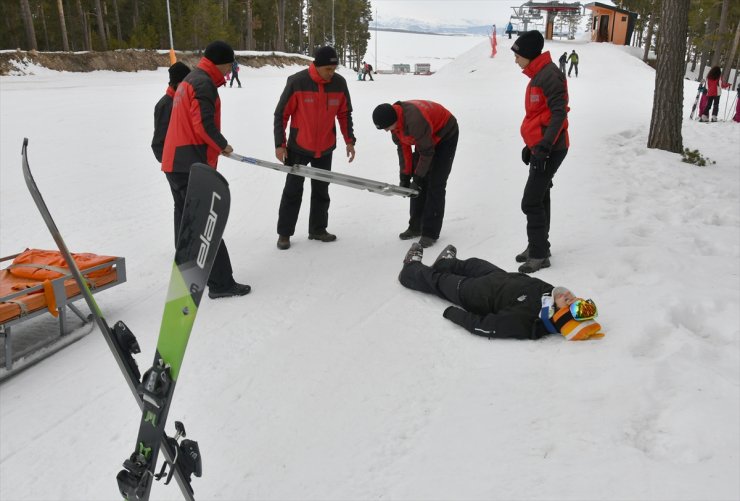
[520,52,570,150]
[161,58,228,173]
[390,100,457,177]
[273,63,355,158]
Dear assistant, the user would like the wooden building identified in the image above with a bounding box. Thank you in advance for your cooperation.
[585,2,637,45]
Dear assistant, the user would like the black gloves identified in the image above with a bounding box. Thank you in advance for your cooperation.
[521,146,531,166]
[409,175,424,198]
[399,173,411,188]
[529,142,551,171]
[443,306,464,319]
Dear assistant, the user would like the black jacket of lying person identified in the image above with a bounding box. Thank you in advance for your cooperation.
[398,243,603,341]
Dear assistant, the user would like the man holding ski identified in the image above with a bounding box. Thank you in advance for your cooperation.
[273,45,357,250]
[162,40,251,299]
[372,100,459,248]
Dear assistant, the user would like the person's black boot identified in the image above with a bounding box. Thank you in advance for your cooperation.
[208,282,252,299]
[515,246,551,263]
[433,244,457,266]
[418,236,437,248]
[398,227,421,240]
[518,257,551,274]
[308,231,337,242]
[403,242,424,265]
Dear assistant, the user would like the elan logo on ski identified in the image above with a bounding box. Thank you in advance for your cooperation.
[197,192,222,269]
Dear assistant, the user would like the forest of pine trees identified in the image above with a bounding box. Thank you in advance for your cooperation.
[2,0,373,69]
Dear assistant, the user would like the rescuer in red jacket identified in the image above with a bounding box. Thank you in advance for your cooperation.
[372,100,459,248]
[512,30,569,274]
[273,46,357,250]
[161,40,251,299]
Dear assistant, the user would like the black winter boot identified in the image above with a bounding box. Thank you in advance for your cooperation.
[518,257,551,274]
[308,231,337,242]
[433,244,457,266]
[399,227,422,240]
[515,246,551,263]
[403,242,424,265]
[208,282,252,299]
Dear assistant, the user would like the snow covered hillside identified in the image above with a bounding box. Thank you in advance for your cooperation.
[0,35,738,500]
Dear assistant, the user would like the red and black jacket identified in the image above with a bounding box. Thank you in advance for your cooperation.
[390,100,457,177]
[273,63,356,158]
[520,51,569,151]
[161,58,228,173]
[151,86,175,163]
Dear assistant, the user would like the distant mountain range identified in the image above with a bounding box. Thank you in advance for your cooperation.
[372,17,497,36]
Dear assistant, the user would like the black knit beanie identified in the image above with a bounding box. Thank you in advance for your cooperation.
[204,41,235,65]
[314,46,339,67]
[168,62,190,87]
[511,30,544,60]
[372,103,397,129]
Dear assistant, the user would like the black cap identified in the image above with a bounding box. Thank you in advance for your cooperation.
[204,41,235,65]
[511,30,544,60]
[314,46,339,67]
[372,103,397,129]
[168,62,190,87]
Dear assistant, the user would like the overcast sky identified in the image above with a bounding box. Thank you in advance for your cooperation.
[369,0,615,26]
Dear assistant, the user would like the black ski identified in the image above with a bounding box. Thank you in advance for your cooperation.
[20,138,223,500]
[115,160,230,500]
[689,80,706,120]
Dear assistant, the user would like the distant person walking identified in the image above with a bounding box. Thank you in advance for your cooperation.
[511,30,570,274]
[567,50,579,77]
[372,100,459,248]
[558,52,567,73]
[506,21,514,39]
[273,46,357,250]
[229,59,241,88]
[161,41,251,299]
[700,66,730,122]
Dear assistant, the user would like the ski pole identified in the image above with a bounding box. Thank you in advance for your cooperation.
[724,93,737,121]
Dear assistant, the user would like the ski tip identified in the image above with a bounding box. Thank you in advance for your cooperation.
[23,137,28,147]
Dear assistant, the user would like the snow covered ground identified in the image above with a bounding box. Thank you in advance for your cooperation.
[1,34,738,500]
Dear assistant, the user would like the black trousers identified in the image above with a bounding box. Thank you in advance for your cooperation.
[521,148,567,259]
[568,62,578,77]
[408,129,458,240]
[165,172,234,289]
[277,150,333,236]
[702,95,720,117]
[398,257,503,309]
[230,73,241,87]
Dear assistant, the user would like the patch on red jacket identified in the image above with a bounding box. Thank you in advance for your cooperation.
[530,95,540,102]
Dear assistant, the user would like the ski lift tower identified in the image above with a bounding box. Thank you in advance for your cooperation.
[510,1,583,40]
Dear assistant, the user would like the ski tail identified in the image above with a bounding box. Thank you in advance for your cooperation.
[117,163,230,501]
[21,138,197,500]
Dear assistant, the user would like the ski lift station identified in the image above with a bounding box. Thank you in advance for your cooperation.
[508,1,636,44]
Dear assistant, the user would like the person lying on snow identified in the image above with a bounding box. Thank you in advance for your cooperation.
[398,243,604,341]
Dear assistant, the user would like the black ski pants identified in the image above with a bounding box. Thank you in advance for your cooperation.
[277,150,333,237]
[230,72,241,87]
[165,171,235,290]
[702,96,720,117]
[408,128,458,240]
[521,148,567,259]
[398,257,504,310]
[568,62,578,77]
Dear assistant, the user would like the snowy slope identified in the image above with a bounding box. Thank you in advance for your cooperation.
[0,35,738,500]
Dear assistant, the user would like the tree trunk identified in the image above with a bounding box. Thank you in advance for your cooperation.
[111,0,122,42]
[20,0,37,50]
[710,0,730,67]
[93,0,107,50]
[298,0,303,53]
[721,20,740,83]
[275,0,286,52]
[647,0,689,153]
[56,0,70,50]
[643,13,655,63]
[132,0,139,30]
[38,2,50,50]
[75,0,90,51]
[246,0,254,50]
